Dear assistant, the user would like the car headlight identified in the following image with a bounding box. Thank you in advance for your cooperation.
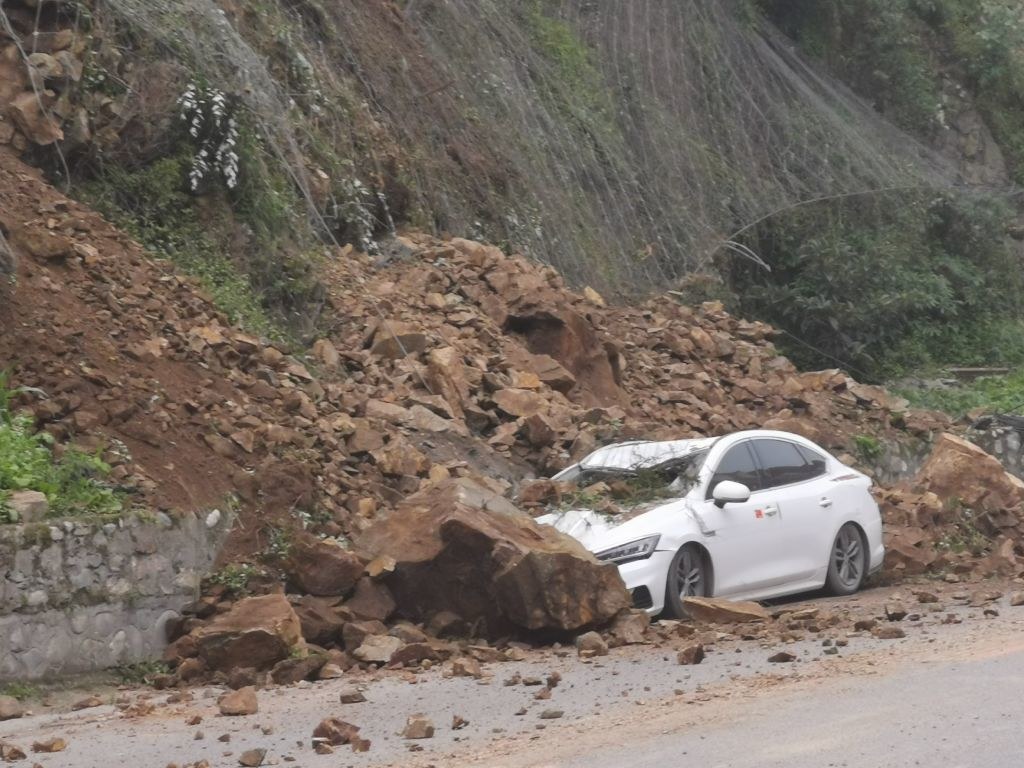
[596,535,661,564]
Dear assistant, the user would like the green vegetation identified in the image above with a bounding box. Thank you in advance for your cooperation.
[520,0,625,157]
[759,0,1024,181]
[113,660,170,685]
[853,435,884,463]
[207,562,261,595]
[0,682,39,701]
[0,375,124,524]
[898,369,1024,417]
[728,192,1024,381]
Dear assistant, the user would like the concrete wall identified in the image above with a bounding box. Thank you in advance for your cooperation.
[0,510,228,681]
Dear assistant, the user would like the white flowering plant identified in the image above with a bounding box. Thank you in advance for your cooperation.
[176,81,241,193]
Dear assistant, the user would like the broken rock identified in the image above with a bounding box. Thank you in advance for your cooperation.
[192,593,304,672]
[313,717,361,746]
[677,644,705,665]
[0,696,24,721]
[575,631,609,658]
[402,715,435,739]
[682,597,770,624]
[287,534,363,597]
[218,686,258,716]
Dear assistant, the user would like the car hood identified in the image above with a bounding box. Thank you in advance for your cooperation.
[538,498,696,553]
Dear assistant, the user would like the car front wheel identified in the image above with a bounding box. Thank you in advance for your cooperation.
[826,523,867,596]
[662,544,708,618]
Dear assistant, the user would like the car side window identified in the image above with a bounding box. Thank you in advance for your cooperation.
[752,439,820,488]
[707,442,763,498]
[796,444,829,479]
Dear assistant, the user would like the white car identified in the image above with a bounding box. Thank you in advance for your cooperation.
[538,430,884,617]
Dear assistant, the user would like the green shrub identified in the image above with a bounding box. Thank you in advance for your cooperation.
[727,191,1024,380]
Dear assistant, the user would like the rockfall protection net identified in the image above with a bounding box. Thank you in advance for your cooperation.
[96,0,966,295]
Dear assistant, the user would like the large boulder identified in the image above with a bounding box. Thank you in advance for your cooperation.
[192,594,305,672]
[356,479,630,636]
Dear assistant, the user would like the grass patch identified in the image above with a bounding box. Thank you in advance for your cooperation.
[206,562,261,596]
[0,374,124,524]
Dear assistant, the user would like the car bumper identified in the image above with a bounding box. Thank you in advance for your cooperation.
[615,550,675,615]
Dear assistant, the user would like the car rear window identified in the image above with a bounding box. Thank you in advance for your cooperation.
[753,439,824,487]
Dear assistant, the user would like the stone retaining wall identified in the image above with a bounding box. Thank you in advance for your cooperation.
[0,510,228,681]
[871,426,1024,485]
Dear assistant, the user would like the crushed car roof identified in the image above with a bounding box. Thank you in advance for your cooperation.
[558,437,719,477]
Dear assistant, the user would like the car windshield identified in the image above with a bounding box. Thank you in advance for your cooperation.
[574,449,709,500]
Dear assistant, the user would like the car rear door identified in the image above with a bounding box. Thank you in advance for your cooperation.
[749,438,834,582]
[698,440,790,595]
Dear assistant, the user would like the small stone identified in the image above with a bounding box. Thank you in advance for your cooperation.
[31,737,66,753]
[872,625,906,640]
[450,656,482,678]
[0,742,26,761]
[915,591,939,604]
[71,695,102,711]
[853,618,877,632]
[0,696,25,721]
[1010,591,1024,607]
[452,714,469,730]
[884,603,908,622]
[339,688,367,704]
[677,644,705,665]
[314,743,334,755]
[575,631,609,659]
[539,709,564,719]
[767,651,796,663]
[238,748,266,766]
[218,686,258,716]
[313,717,360,746]
[402,715,435,739]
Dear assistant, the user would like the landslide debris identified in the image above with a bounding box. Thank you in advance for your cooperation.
[880,433,1024,581]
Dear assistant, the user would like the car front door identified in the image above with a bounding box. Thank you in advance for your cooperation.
[696,440,790,596]
[749,438,833,583]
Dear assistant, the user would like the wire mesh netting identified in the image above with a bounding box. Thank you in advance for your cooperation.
[95,0,966,295]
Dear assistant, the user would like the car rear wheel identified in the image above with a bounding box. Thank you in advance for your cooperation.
[826,523,867,596]
[662,544,707,618]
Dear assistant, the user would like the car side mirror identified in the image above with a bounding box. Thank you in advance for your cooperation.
[712,480,751,508]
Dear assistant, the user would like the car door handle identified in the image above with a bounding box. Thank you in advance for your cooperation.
[763,505,779,517]
[819,498,833,508]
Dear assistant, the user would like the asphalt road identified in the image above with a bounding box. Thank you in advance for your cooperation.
[511,632,1024,768]
[3,586,1024,768]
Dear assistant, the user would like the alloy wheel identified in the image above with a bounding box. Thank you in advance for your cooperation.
[675,547,704,599]
[832,525,863,591]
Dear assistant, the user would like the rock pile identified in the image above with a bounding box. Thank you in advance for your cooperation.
[0,1,89,150]
[880,433,1024,580]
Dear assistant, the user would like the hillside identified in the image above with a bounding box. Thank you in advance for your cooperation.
[2,0,1023,383]
[1,148,947,565]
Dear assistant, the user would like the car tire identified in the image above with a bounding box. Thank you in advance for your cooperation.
[662,544,708,619]
[826,523,867,596]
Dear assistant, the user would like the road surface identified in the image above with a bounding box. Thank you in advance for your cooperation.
[3,585,1023,767]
